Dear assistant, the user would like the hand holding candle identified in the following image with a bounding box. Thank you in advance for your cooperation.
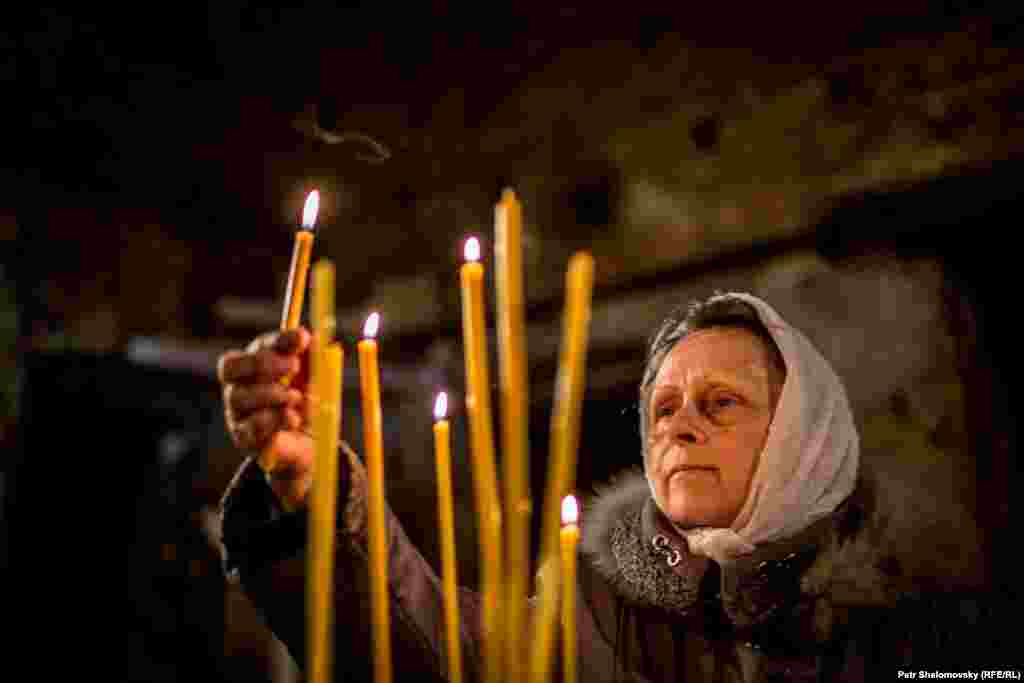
[359,312,393,683]
[259,189,320,474]
[433,392,464,683]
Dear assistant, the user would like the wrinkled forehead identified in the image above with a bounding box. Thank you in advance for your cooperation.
[653,326,782,391]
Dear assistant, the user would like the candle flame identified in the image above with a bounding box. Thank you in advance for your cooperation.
[464,236,481,263]
[363,311,380,339]
[561,494,579,526]
[433,392,448,421]
[302,190,320,229]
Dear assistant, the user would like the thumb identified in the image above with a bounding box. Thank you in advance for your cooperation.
[265,430,315,509]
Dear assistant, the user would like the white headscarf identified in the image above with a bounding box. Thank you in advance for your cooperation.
[661,293,860,565]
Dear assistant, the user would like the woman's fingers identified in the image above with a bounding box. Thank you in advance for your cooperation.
[272,327,311,355]
[218,328,310,384]
[229,408,285,450]
[219,349,299,384]
[225,383,301,420]
[283,405,306,432]
[216,328,314,478]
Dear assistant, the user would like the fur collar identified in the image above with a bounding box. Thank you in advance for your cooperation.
[580,468,833,628]
[579,464,986,633]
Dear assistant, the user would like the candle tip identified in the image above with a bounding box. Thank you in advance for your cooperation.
[570,250,595,271]
[363,311,380,339]
[302,190,320,229]
[433,392,448,420]
[501,187,517,202]
[562,494,579,525]
[464,237,481,263]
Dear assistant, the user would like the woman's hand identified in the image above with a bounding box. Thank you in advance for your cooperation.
[217,327,315,509]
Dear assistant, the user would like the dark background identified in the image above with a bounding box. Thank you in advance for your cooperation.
[3,3,1022,680]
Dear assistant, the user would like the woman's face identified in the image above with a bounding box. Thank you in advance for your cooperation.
[645,326,784,529]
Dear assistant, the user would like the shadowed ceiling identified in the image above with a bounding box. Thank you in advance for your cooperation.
[8,2,1022,349]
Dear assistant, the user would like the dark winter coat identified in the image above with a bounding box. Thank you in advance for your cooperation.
[219,444,1007,682]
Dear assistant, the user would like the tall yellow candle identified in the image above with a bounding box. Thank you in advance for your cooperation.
[560,495,580,683]
[459,236,503,683]
[359,312,392,683]
[307,258,342,683]
[530,251,594,683]
[495,188,529,680]
[306,343,343,683]
[433,392,464,683]
[261,189,320,473]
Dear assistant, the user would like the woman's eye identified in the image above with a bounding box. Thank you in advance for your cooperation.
[708,395,739,412]
[655,404,676,419]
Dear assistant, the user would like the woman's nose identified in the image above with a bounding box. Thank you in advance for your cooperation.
[669,402,708,444]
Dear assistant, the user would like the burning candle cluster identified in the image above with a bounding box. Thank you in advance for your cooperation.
[274,189,594,683]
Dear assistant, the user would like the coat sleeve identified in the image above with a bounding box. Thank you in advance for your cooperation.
[217,442,485,683]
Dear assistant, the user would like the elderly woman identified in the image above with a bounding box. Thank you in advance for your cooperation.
[217,292,992,682]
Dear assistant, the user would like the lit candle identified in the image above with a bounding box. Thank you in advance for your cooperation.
[283,190,321,330]
[433,392,463,683]
[530,252,595,683]
[359,312,392,683]
[495,188,529,679]
[459,236,503,683]
[306,258,343,683]
[260,189,320,473]
[560,495,580,683]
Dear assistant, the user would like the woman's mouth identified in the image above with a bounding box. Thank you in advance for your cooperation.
[669,465,717,481]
